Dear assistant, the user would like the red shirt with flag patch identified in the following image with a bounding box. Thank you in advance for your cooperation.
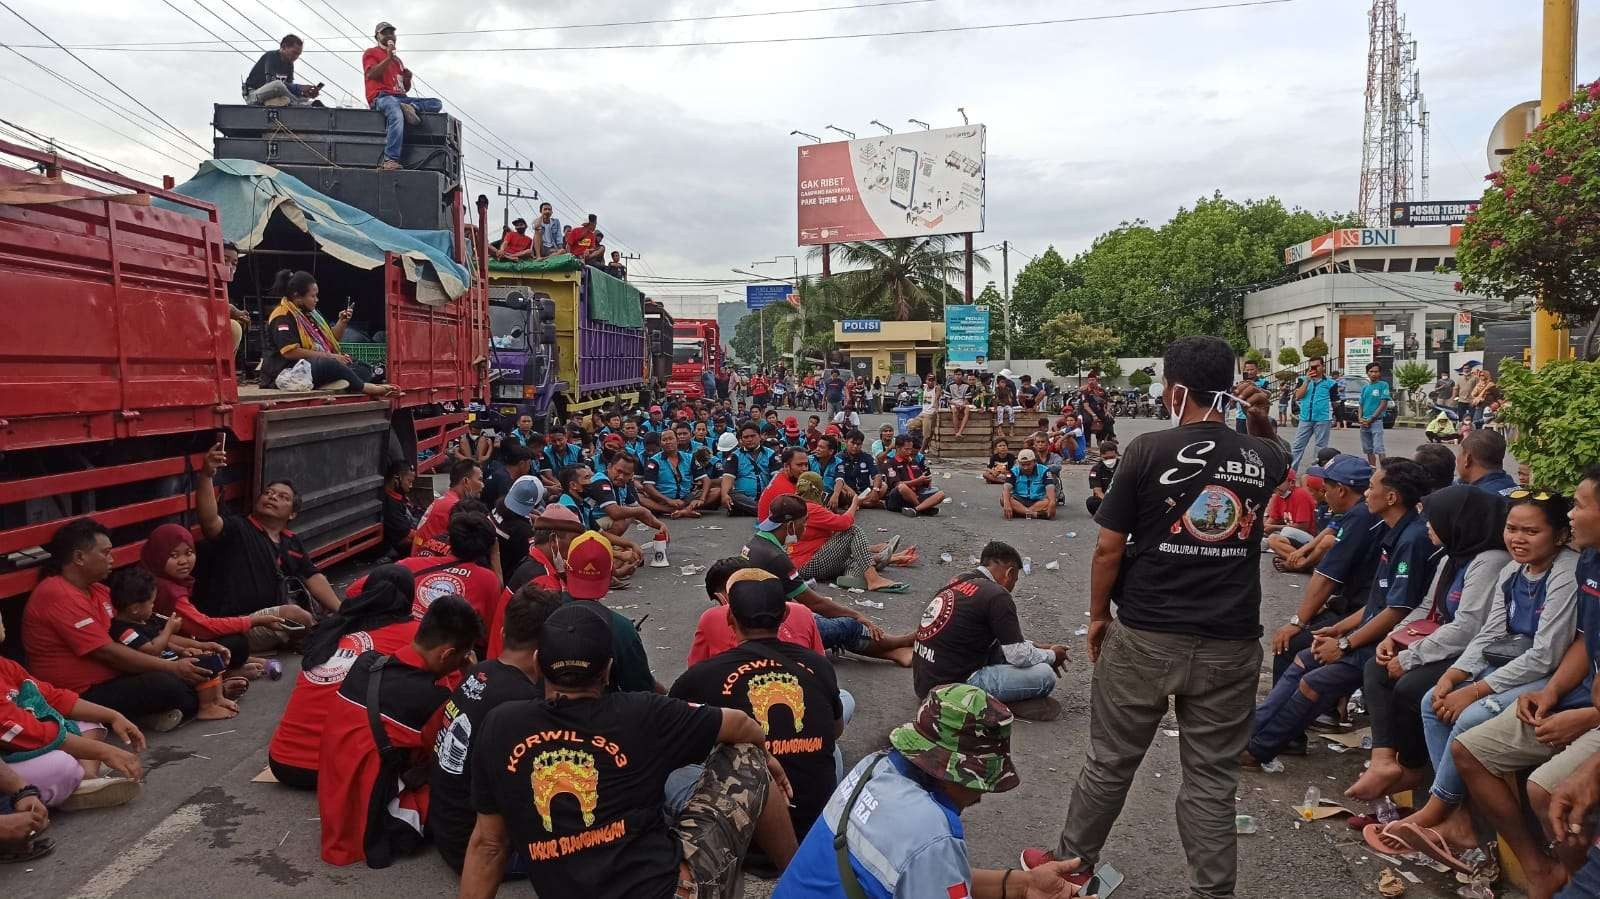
[20,576,121,693]
[0,656,81,753]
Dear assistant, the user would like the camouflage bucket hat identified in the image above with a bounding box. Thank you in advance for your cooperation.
[795,470,825,503]
[890,683,1019,793]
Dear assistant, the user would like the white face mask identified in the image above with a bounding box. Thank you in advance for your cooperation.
[1168,382,1250,428]
[552,546,568,572]
[783,528,799,546]
[1102,457,1118,468]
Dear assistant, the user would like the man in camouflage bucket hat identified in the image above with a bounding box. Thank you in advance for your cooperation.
[774,684,1096,898]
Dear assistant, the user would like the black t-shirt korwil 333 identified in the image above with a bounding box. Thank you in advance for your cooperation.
[471,692,721,898]
[1094,421,1288,641]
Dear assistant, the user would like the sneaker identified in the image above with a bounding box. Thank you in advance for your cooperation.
[61,776,141,811]
[1007,696,1062,722]
[900,507,919,518]
[140,709,183,733]
[399,103,421,126]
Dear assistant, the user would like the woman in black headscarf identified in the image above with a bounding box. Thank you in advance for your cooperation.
[1346,486,1510,802]
[267,565,417,790]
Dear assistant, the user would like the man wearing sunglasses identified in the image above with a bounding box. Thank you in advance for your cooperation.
[1290,357,1337,472]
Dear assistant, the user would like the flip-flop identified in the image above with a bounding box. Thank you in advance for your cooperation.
[1389,822,1478,875]
[870,582,910,594]
[1361,823,1410,855]
[874,535,903,569]
[0,836,54,863]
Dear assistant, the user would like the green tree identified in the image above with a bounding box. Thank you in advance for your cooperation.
[1042,194,1354,356]
[1128,369,1153,391]
[1008,248,1076,358]
[1458,79,1600,357]
[810,237,988,321]
[1040,311,1120,379]
[730,304,787,365]
[1394,360,1436,416]
[1244,348,1268,370]
[1301,337,1329,362]
[976,282,1007,358]
[1497,360,1600,491]
[1277,346,1302,368]
[1464,334,1486,351]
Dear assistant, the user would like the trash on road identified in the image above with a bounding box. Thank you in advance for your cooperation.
[1074,626,1088,636]
[1065,531,1078,538]
[1259,758,1285,773]
[1044,560,1060,570]
[1234,815,1258,834]
[939,552,954,563]
[855,598,885,609]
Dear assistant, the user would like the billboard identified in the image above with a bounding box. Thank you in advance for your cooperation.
[745,283,793,310]
[797,125,985,246]
[945,305,990,366]
[1389,200,1479,226]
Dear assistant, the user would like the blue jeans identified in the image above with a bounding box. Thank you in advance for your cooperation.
[371,94,443,161]
[1248,648,1364,762]
[1556,845,1600,898]
[814,614,869,653]
[1360,420,1385,456]
[1420,671,1549,804]
[966,662,1057,703]
[1289,419,1332,471]
[835,689,855,782]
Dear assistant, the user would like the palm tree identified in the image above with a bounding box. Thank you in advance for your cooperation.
[810,236,989,320]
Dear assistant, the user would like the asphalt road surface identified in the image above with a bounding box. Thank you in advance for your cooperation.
[12,415,1492,899]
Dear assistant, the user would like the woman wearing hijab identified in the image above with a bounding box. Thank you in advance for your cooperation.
[1346,486,1510,802]
[139,524,307,674]
[266,565,419,790]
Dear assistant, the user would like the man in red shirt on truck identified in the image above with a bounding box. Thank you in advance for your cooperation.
[361,22,443,171]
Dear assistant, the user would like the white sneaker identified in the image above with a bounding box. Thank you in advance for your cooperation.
[62,776,141,811]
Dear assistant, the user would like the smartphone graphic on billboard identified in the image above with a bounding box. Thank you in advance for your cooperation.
[889,147,918,209]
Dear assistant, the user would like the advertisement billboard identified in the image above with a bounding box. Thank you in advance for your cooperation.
[797,125,985,246]
[945,305,990,366]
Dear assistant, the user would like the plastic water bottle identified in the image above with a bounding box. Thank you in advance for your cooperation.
[1300,786,1321,821]
[1234,815,1258,835]
[1374,795,1399,824]
[1022,556,1033,575]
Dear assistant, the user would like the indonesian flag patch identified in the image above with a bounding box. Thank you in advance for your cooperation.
[947,885,970,899]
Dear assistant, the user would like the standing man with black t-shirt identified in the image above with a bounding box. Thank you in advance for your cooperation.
[459,603,798,899]
[670,577,843,839]
[1027,336,1288,898]
[431,588,561,873]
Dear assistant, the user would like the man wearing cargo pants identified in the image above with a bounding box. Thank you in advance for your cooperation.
[1023,337,1288,898]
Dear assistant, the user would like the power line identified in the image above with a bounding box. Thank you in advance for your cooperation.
[0,116,164,180]
[19,0,941,47]
[0,70,203,168]
[14,1,1297,54]
[0,1,210,155]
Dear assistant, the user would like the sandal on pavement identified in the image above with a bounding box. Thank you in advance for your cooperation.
[870,581,910,594]
[1361,823,1410,855]
[1389,822,1478,875]
[873,535,903,570]
[0,836,54,863]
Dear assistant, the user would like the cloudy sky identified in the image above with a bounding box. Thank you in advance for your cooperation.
[3,0,1597,299]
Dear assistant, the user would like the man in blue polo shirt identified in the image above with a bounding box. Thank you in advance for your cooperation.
[1245,459,1440,766]
[718,423,778,517]
[1001,449,1059,521]
[775,683,1092,899]
[810,434,847,510]
[1457,429,1519,495]
[640,428,707,518]
[1290,357,1337,472]
[1358,363,1392,467]
[539,427,584,490]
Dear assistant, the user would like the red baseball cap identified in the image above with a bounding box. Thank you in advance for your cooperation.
[565,531,614,600]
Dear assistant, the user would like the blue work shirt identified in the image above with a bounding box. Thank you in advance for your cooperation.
[1576,550,1600,673]
[775,750,971,899]
[556,492,596,529]
[541,443,584,475]
[1297,376,1336,422]
[1236,376,1271,420]
[1468,469,1519,496]
[1313,502,1389,617]
[721,446,777,497]
[811,455,843,493]
[645,450,701,502]
[1359,509,1442,636]
[1007,463,1058,502]
[1359,380,1392,420]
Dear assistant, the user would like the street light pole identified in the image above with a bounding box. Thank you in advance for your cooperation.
[1002,240,1012,366]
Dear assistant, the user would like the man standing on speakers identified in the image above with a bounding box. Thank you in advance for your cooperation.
[362,22,444,172]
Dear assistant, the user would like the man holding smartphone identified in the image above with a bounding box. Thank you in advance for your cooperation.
[362,22,443,172]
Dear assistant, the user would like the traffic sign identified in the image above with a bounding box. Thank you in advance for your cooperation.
[745,284,791,310]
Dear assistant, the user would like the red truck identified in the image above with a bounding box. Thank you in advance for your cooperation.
[668,320,724,400]
[0,139,487,620]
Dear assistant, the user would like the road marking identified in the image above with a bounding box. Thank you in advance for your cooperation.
[71,802,202,899]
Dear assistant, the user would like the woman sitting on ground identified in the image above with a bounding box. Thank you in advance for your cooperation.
[259,269,401,398]
[1365,491,1581,865]
[1345,485,1510,801]
[789,472,915,593]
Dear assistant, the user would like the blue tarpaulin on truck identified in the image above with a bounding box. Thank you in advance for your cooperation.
[160,159,470,302]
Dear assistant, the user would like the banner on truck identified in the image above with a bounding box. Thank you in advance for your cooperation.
[797,125,985,246]
[946,305,990,366]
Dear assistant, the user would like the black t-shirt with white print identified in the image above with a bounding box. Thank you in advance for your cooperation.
[1093,421,1289,641]
[912,569,1025,697]
[430,659,541,870]
[471,693,721,898]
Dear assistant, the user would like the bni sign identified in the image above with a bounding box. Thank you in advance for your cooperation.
[841,319,882,334]
[745,283,792,310]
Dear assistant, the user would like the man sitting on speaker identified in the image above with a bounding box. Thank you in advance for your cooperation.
[362,22,443,172]
[243,35,321,107]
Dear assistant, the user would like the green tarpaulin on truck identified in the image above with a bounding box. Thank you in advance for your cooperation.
[487,254,584,273]
[586,266,644,328]
[160,160,470,303]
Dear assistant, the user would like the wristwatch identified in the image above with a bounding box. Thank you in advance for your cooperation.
[1288,614,1306,630]
[1337,636,1352,653]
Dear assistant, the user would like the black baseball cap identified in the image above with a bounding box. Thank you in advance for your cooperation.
[537,604,613,681]
[728,577,787,629]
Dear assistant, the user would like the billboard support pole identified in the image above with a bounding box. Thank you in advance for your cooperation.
[759,307,765,368]
[821,244,831,278]
[963,233,974,303]
[1002,240,1011,366]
